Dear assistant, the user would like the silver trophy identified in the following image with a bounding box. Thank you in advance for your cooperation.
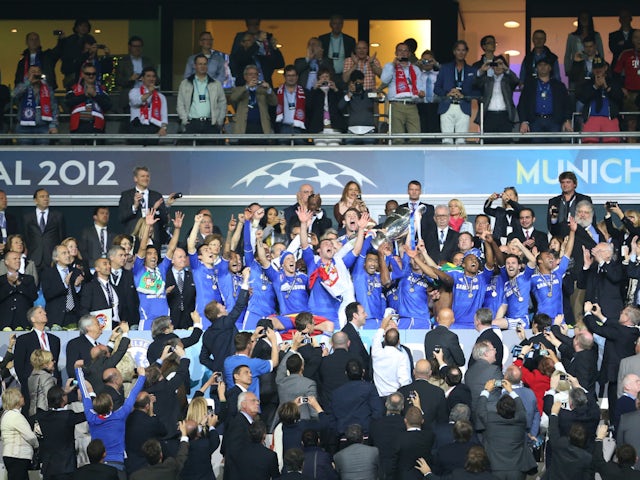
[371,204,426,249]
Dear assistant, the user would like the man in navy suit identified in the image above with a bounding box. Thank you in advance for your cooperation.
[0,190,19,258]
[65,314,104,379]
[341,302,370,380]
[22,188,65,271]
[398,180,436,242]
[41,244,83,327]
[434,40,478,144]
[80,206,115,266]
[507,207,549,252]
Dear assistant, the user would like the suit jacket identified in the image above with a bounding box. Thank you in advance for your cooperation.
[84,337,131,395]
[332,379,383,434]
[542,392,600,451]
[80,277,114,316]
[424,226,459,265]
[593,437,640,479]
[468,328,503,368]
[618,410,640,470]
[36,408,86,476]
[111,268,140,324]
[399,379,447,425]
[65,334,95,379]
[564,348,598,394]
[424,325,465,367]
[129,440,189,480]
[146,328,202,364]
[546,192,594,238]
[319,348,354,407]
[165,268,196,329]
[306,87,346,133]
[463,359,502,412]
[547,415,593,480]
[609,28,637,72]
[231,441,280,480]
[518,76,571,126]
[369,414,406,479]
[578,260,625,320]
[473,69,519,123]
[118,188,168,243]
[277,350,318,419]
[432,439,479,476]
[398,202,437,245]
[0,210,19,246]
[0,273,38,330]
[41,265,82,326]
[391,429,435,480]
[293,56,335,90]
[446,383,472,412]
[334,443,380,480]
[483,200,523,242]
[125,409,168,474]
[79,225,116,266]
[14,330,61,401]
[342,322,370,378]
[180,429,221,480]
[230,43,284,88]
[507,228,549,252]
[319,32,357,69]
[23,209,66,270]
[229,85,277,134]
[433,62,479,116]
[115,54,154,91]
[617,353,640,397]
[73,463,119,480]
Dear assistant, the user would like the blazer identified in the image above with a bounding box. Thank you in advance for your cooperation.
[473,69,519,123]
[424,226,459,265]
[115,54,154,91]
[165,268,197,329]
[463,359,502,412]
[398,201,436,244]
[334,443,380,480]
[80,277,114,316]
[180,428,221,480]
[229,441,280,480]
[546,192,593,238]
[342,322,370,378]
[468,328,503,368]
[332,379,383,434]
[146,328,202,364]
[433,61,478,116]
[83,337,131,395]
[35,408,86,476]
[294,56,335,90]
[424,325,465,367]
[73,463,119,480]
[14,330,61,390]
[277,350,318,420]
[446,383,473,413]
[305,87,346,133]
[65,334,95,379]
[518,76,571,126]
[618,410,640,470]
[593,437,640,479]
[507,227,549,252]
[609,28,637,70]
[129,440,189,480]
[41,265,82,326]
[578,260,625,320]
[23,209,66,270]
[124,409,168,474]
[230,43,284,88]
[79,225,116,266]
[391,429,435,480]
[111,268,140,324]
[0,408,39,459]
[399,379,448,425]
[0,273,38,330]
[617,353,640,397]
[546,415,593,480]
[118,188,168,243]
[319,32,357,67]
[369,414,406,478]
[0,210,19,245]
[318,348,354,407]
[483,200,523,242]
[27,369,56,416]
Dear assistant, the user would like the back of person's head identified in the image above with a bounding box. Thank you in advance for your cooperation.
[496,395,516,419]
[204,300,221,322]
[301,429,319,448]
[134,391,151,410]
[93,393,114,415]
[616,444,637,468]
[283,447,305,473]
[249,420,267,443]
[286,353,304,374]
[331,331,349,350]
[278,401,301,426]
[143,364,162,387]
[349,69,365,83]
[345,359,364,380]
[474,308,493,326]
[385,328,400,347]
[151,316,172,339]
[569,423,587,449]
[532,313,552,331]
[30,349,53,370]
[345,424,363,445]
[295,312,314,331]
[538,357,555,377]
[465,445,490,473]
[86,439,106,464]
[471,341,491,361]
[504,365,522,384]
[446,367,463,387]
[385,392,404,414]
[453,420,473,442]
[449,403,471,422]
[47,385,66,409]
[569,387,588,409]
[141,438,163,465]
[404,406,423,428]
[234,331,252,352]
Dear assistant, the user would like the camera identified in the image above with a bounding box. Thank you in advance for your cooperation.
[321,81,329,87]
[559,374,567,381]
[605,201,619,209]
[399,57,409,63]
[391,314,400,322]
[300,397,309,404]
[550,206,559,215]
[71,379,78,387]
[495,380,503,387]
[171,192,183,200]
[169,346,176,353]
[489,61,499,67]
[302,336,313,345]
[420,59,431,65]
[434,345,442,353]
[408,391,417,400]
[53,29,63,36]
[213,372,222,382]
[511,345,523,357]
[592,305,598,312]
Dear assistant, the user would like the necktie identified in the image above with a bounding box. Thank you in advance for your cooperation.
[104,281,114,306]
[63,268,75,311]
[426,75,433,102]
[139,192,146,213]
[439,229,445,244]
[586,227,594,240]
[111,271,120,285]
[525,230,530,240]
[40,331,48,349]
[177,271,185,311]
[39,211,46,233]
[100,228,107,253]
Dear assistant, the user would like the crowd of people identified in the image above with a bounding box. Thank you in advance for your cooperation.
[1,165,640,479]
[4,10,640,145]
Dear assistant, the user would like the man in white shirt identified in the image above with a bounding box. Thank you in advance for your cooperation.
[80,206,114,266]
[371,314,412,397]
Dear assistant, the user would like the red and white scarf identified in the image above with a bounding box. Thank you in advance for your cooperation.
[69,81,105,132]
[139,86,163,127]
[395,63,418,97]
[276,84,306,129]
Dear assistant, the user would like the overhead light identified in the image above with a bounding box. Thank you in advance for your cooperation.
[276,43,282,48]
[572,20,578,27]
[94,29,102,34]
[276,69,284,74]
[505,50,521,57]
[503,21,520,29]
[11,28,18,33]
[370,43,380,47]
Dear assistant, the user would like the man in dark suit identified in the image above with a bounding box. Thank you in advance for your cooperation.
[319,14,356,87]
[73,439,120,480]
[595,423,640,478]
[65,314,104,379]
[146,314,202,364]
[549,328,598,393]
[398,180,436,243]
[546,171,593,238]
[41,244,83,328]
[618,408,640,471]
[579,243,625,320]
[80,257,120,324]
[13,305,61,410]
[0,251,38,330]
[108,245,140,325]
[318,331,355,408]
[23,188,65,272]
[507,207,549,252]
[399,359,447,425]
[229,420,279,480]
[609,9,636,71]
[125,391,168,475]
[546,401,593,479]
[334,424,380,480]
[468,308,503,368]
[129,425,189,480]
[115,36,154,94]
[391,406,435,480]
[442,366,472,413]
[294,37,335,90]
[221,392,263,479]
[424,307,465,367]
[165,248,196,329]
[369,392,406,479]
[79,206,115,267]
[341,302,370,379]
[0,189,19,257]
[118,166,171,243]
[83,330,131,395]
[425,204,459,265]
[464,341,502,412]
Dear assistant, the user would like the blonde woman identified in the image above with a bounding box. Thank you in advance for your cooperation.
[27,349,57,417]
[448,198,474,234]
[61,236,91,283]
[182,395,221,480]
[1,387,39,480]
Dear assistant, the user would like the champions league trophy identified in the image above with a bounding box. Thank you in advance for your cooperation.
[371,204,426,249]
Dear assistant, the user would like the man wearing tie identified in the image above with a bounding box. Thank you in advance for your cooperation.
[108,245,140,327]
[425,205,459,265]
[506,208,549,252]
[118,166,171,244]
[398,180,435,242]
[65,314,106,379]
[417,49,441,142]
[41,244,83,328]
[23,188,66,272]
[80,206,115,266]
[0,190,19,258]
[81,257,120,326]
[165,247,196,329]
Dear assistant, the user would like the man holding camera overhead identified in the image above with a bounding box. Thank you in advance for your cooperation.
[13,65,58,145]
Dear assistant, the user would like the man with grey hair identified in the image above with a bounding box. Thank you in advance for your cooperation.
[40,243,83,328]
[369,391,406,479]
[146,313,202,364]
[334,423,380,480]
[580,240,624,320]
[108,244,139,326]
[399,359,447,424]
[469,308,503,368]
[221,391,261,478]
[229,64,277,137]
[464,340,502,412]
[65,314,103,378]
[425,203,459,264]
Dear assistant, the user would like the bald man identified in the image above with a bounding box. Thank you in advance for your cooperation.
[399,359,447,425]
[319,331,356,406]
[423,308,465,367]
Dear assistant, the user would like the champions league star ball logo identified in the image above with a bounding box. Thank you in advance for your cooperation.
[232,158,377,190]
[128,338,151,368]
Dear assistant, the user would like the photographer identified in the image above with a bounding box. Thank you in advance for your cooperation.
[338,69,376,144]
[12,65,58,145]
[417,49,441,140]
